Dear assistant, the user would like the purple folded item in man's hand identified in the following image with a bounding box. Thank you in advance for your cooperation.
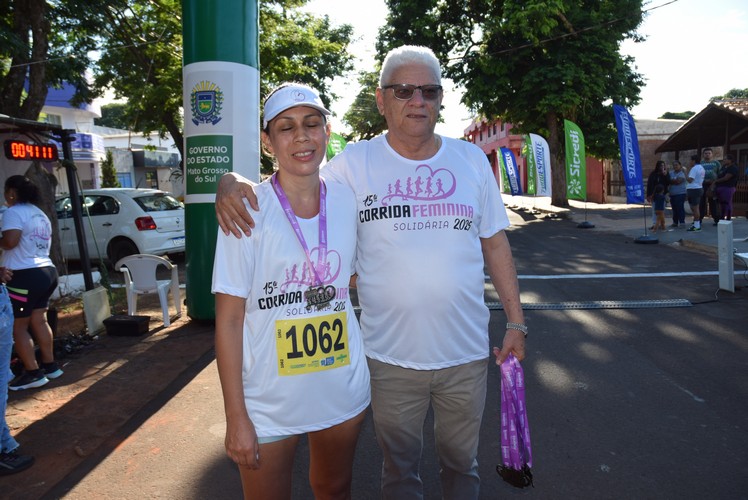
[497,354,533,488]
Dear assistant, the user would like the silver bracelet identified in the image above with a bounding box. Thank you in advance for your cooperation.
[506,322,528,338]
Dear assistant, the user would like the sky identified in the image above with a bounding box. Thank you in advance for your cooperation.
[304,0,748,138]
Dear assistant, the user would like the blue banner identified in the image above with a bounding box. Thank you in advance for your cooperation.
[613,105,644,204]
[500,147,522,196]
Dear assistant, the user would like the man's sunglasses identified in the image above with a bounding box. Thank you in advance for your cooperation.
[381,84,443,101]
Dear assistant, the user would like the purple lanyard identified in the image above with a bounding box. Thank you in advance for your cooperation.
[271,173,328,286]
[500,354,532,469]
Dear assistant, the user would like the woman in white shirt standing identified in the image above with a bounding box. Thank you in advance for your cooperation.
[212,83,369,499]
[0,175,62,391]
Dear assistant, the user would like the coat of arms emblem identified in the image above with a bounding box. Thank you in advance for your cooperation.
[190,81,223,126]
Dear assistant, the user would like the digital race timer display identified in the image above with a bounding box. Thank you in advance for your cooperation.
[3,139,59,161]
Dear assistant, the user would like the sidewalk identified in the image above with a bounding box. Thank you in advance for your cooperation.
[503,195,748,256]
[3,313,215,500]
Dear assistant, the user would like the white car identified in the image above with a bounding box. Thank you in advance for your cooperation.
[55,188,185,263]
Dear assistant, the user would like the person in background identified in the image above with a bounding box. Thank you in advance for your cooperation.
[668,160,687,228]
[686,155,705,232]
[711,154,738,221]
[651,184,667,232]
[645,160,670,230]
[212,83,369,499]
[0,175,62,391]
[699,147,721,225]
[0,265,34,475]
[215,45,526,499]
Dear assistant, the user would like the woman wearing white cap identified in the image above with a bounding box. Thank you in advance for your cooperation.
[212,82,369,499]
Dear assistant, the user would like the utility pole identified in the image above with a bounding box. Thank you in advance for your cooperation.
[182,0,260,320]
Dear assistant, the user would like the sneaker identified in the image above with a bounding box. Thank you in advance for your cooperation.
[0,449,35,475]
[669,223,679,228]
[9,370,49,391]
[687,226,701,232]
[42,362,63,380]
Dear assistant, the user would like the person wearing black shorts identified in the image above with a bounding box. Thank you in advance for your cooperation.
[0,176,62,391]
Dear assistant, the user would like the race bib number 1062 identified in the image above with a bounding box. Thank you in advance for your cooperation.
[275,312,350,376]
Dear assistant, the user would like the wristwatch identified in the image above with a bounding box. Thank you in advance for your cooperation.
[506,322,528,338]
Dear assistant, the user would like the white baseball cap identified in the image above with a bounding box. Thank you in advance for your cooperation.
[262,84,331,129]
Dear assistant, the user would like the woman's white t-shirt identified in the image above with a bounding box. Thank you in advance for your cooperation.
[1,203,54,270]
[212,179,370,438]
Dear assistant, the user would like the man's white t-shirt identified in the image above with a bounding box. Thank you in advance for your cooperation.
[212,180,370,438]
[687,164,705,190]
[323,134,510,370]
[1,203,54,270]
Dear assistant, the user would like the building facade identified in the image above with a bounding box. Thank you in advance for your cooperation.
[0,82,184,198]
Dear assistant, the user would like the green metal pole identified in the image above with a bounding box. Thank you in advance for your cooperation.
[182,0,260,320]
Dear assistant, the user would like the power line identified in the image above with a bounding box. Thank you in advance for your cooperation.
[8,39,164,70]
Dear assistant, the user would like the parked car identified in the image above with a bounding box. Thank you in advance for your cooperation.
[55,188,185,263]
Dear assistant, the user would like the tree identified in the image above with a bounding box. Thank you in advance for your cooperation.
[259,2,355,105]
[89,0,355,165]
[710,88,748,100]
[659,111,695,120]
[100,150,121,187]
[373,0,645,207]
[0,0,98,119]
[96,102,130,129]
[88,0,184,156]
[343,71,385,140]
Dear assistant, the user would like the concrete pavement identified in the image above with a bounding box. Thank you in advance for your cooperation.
[504,195,748,256]
[5,197,748,499]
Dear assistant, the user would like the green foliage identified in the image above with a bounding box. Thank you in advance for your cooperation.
[659,111,695,120]
[1,0,355,173]
[0,0,98,119]
[89,0,184,155]
[100,150,121,188]
[370,0,645,207]
[88,0,354,169]
[343,71,386,140]
[96,103,130,129]
[259,3,355,106]
[710,88,748,100]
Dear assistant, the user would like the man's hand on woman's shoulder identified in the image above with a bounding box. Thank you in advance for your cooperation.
[215,173,259,238]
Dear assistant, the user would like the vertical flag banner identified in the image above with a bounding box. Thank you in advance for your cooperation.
[612,105,645,204]
[500,147,523,196]
[326,131,347,160]
[564,120,586,200]
[529,133,552,197]
[523,135,537,195]
[498,154,511,194]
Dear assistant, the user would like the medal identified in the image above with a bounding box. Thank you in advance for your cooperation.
[304,284,336,311]
[272,174,333,311]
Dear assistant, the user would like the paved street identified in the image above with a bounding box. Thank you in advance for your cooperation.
[8,199,748,499]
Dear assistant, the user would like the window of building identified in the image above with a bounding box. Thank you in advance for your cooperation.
[39,113,62,126]
[145,171,158,188]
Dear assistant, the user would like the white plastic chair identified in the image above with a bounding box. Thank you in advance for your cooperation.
[115,254,182,327]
